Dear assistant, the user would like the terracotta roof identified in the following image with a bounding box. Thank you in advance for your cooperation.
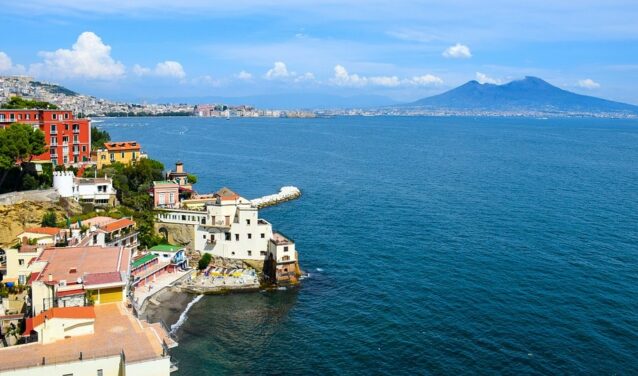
[101,218,135,233]
[22,227,60,236]
[33,246,130,285]
[56,288,85,297]
[103,141,141,151]
[216,187,240,200]
[25,306,95,334]
[83,271,122,286]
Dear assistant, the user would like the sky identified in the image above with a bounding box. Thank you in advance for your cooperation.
[0,0,637,104]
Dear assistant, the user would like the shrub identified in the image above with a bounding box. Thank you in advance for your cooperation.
[198,253,212,270]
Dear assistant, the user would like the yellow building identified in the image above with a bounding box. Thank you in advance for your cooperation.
[96,141,146,169]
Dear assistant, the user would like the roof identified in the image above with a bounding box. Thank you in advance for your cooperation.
[78,216,118,228]
[216,187,240,200]
[56,288,85,298]
[271,232,294,245]
[132,253,158,269]
[25,306,95,334]
[83,271,122,286]
[103,141,141,151]
[3,303,170,371]
[33,246,130,285]
[149,244,183,253]
[153,180,179,186]
[22,227,60,236]
[101,218,135,233]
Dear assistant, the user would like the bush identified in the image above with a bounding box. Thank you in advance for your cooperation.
[198,253,212,270]
[41,211,58,227]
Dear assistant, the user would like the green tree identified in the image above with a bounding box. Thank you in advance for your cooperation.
[0,96,58,110]
[0,123,46,189]
[41,211,58,227]
[91,127,111,150]
[187,174,197,184]
[198,253,212,270]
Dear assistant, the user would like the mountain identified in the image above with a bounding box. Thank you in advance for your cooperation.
[406,76,638,114]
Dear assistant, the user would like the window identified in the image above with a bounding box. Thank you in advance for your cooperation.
[169,192,174,203]
[51,124,57,133]
[121,152,125,158]
[225,233,231,241]
[248,234,252,239]
[284,246,289,252]
[65,124,69,131]
[246,219,251,225]
[25,113,30,120]
[18,113,22,120]
[247,250,252,256]
[203,234,207,239]
[261,233,265,239]
[283,256,290,261]
[82,146,86,152]
[52,113,57,120]
[110,153,115,161]
[74,135,79,143]
[260,251,267,256]
[235,234,239,241]
[18,259,24,266]
[97,369,104,376]
[64,113,69,119]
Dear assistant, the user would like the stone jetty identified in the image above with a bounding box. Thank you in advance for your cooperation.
[251,186,301,208]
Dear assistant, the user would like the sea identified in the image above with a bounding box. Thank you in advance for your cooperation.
[99,116,638,375]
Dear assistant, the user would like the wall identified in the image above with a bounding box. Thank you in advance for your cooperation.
[0,355,122,376]
[125,356,171,376]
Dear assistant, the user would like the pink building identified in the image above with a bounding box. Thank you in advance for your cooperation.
[150,180,180,208]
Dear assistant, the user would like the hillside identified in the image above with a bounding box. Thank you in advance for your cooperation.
[406,76,638,114]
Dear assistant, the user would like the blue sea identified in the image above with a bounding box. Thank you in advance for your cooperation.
[100,116,638,375]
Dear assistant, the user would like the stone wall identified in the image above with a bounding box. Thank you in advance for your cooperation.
[154,222,194,249]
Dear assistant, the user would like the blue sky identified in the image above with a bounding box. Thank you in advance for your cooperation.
[0,0,637,104]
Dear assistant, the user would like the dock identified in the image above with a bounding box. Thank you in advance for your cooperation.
[251,186,301,208]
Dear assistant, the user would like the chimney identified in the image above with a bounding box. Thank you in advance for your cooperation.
[48,273,53,282]
[22,236,28,245]
[176,161,184,173]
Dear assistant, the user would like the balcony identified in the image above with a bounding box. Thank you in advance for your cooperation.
[50,130,57,135]
[73,128,80,134]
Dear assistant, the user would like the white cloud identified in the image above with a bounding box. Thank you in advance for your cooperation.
[407,74,444,86]
[0,52,13,72]
[265,61,291,79]
[332,64,367,87]
[442,43,472,59]
[475,72,502,84]
[387,29,438,43]
[578,78,600,89]
[30,31,125,79]
[294,72,315,82]
[237,70,253,80]
[332,65,440,88]
[133,60,186,79]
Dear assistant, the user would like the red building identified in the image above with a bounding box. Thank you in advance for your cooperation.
[0,109,91,166]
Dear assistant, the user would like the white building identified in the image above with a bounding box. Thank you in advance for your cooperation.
[53,171,117,207]
[156,188,298,282]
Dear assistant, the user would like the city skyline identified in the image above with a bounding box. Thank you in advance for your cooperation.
[1,0,637,105]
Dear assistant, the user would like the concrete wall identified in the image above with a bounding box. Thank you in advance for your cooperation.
[125,356,171,376]
[0,354,121,376]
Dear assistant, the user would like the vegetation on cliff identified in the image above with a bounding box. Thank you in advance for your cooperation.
[0,96,58,110]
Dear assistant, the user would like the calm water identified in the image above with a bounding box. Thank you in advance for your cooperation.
[100,116,638,375]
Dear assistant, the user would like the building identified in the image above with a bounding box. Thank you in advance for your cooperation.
[149,244,187,272]
[27,245,131,316]
[150,180,180,208]
[80,217,139,253]
[96,141,146,169]
[156,187,299,283]
[166,161,192,189]
[0,304,175,376]
[0,109,91,166]
[3,244,45,285]
[53,171,118,207]
[16,227,66,247]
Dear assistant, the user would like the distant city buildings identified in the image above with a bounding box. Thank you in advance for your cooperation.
[194,103,315,118]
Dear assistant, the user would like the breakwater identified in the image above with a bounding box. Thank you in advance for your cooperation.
[251,186,301,208]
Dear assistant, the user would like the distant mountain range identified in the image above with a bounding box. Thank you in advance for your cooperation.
[404,76,638,114]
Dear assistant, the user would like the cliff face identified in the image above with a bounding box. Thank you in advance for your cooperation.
[0,199,81,246]
[154,222,194,248]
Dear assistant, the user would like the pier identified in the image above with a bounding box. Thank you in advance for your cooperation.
[251,186,301,208]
